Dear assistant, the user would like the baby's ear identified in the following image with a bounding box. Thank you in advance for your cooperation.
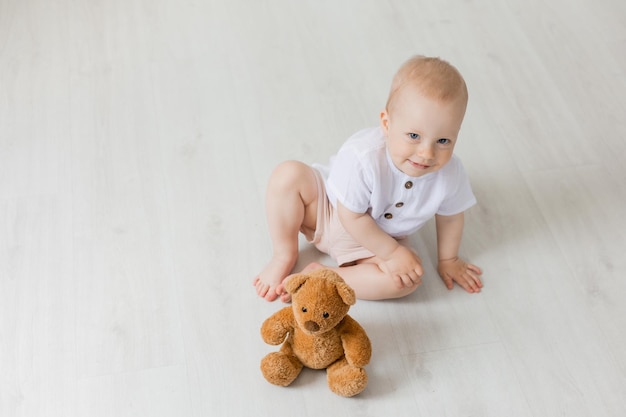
[380,109,390,135]
[284,274,309,295]
[335,282,356,306]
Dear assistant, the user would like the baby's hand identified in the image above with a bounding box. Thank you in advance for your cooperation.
[379,245,423,288]
[437,257,483,293]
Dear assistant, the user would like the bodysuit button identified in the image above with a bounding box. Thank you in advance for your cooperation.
[404,181,413,189]
[395,202,404,208]
[384,213,393,219]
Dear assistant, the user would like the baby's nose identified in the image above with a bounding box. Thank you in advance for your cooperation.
[417,143,435,160]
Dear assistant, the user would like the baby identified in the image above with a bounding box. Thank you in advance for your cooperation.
[253,55,482,302]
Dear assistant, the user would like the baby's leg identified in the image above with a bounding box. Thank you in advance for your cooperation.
[281,260,418,301]
[277,259,418,302]
[331,258,419,301]
[254,161,319,301]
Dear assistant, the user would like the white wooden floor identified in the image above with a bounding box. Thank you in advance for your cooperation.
[1,0,625,416]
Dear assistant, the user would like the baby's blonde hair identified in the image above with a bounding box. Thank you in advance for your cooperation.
[386,55,468,113]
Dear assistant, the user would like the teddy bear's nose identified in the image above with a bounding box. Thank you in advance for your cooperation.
[304,321,320,332]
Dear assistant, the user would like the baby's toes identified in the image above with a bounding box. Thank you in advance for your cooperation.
[255,280,269,297]
[264,287,279,302]
[280,291,292,303]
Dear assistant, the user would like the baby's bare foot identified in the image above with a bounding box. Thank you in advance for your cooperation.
[253,257,296,302]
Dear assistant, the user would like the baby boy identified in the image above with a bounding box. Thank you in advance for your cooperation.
[253,55,482,302]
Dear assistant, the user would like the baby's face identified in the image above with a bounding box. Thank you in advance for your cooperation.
[381,89,466,178]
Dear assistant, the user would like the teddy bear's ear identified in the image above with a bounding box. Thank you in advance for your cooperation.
[335,282,356,306]
[284,274,309,294]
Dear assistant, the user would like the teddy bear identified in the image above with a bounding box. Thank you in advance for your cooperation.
[260,268,372,397]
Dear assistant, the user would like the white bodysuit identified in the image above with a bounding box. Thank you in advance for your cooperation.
[315,126,477,239]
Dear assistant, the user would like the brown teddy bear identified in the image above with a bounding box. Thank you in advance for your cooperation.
[260,269,372,397]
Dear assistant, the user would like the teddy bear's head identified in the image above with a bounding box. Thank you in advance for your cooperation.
[284,269,356,336]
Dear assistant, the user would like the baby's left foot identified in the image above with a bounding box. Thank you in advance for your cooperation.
[254,256,296,302]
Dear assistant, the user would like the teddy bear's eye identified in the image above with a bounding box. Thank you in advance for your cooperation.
[323,312,330,318]
[302,307,308,313]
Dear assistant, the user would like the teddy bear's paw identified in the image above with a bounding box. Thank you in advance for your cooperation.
[260,352,303,387]
[327,359,368,397]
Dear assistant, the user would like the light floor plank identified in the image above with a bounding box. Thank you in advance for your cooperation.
[1,0,626,416]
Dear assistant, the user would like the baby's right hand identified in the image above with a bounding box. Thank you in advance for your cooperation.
[379,245,423,288]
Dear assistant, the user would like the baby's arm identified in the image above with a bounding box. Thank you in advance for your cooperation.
[337,202,423,288]
[435,212,482,293]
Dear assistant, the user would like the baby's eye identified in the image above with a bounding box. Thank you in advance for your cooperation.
[408,133,420,140]
[438,138,451,145]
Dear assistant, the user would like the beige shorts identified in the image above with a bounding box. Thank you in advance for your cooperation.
[302,169,376,266]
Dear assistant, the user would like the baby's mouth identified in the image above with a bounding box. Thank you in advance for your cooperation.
[409,160,431,169]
